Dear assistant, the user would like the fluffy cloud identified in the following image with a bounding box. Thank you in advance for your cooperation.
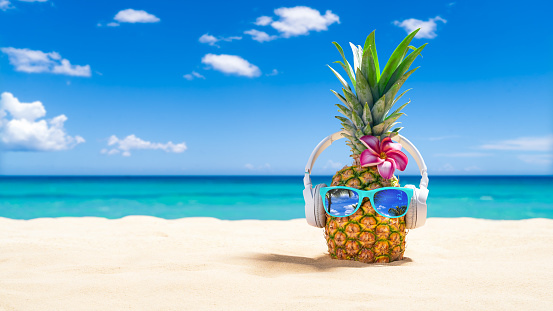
[1,0,46,10]
[199,34,218,46]
[0,0,12,10]
[257,6,339,38]
[244,29,277,42]
[102,134,187,157]
[201,54,261,77]
[255,16,273,26]
[198,33,242,47]
[183,71,205,80]
[1,47,91,77]
[0,92,85,151]
[393,16,447,39]
[480,135,553,151]
[114,9,160,23]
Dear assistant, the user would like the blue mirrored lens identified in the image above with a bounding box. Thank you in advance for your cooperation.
[373,189,409,217]
[325,189,359,216]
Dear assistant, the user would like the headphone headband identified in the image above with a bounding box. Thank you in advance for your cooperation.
[303,131,428,189]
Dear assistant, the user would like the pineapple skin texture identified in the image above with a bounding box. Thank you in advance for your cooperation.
[324,165,407,263]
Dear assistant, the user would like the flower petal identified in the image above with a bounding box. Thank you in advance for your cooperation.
[386,149,408,171]
[381,137,402,152]
[360,149,384,167]
[377,159,397,179]
[359,135,380,153]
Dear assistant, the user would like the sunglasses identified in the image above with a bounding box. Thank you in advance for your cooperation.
[319,186,414,218]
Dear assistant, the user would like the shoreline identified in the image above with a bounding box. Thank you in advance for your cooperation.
[1,217,552,310]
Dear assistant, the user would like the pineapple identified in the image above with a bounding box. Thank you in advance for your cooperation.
[325,29,425,263]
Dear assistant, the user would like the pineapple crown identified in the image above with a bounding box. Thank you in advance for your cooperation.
[329,28,427,155]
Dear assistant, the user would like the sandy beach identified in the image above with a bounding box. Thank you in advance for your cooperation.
[1,216,552,310]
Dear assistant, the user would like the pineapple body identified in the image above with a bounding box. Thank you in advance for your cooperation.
[324,165,407,263]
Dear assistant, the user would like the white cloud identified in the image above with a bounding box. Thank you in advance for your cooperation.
[107,22,120,27]
[201,54,261,77]
[0,92,85,151]
[221,36,242,42]
[265,6,340,38]
[244,29,278,42]
[103,134,187,156]
[183,71,205,80]
[18,0,48,2]
[255,16,273,26]
[393,16,447,39]
[1,47,91,77]
[199,33,242,46]
[0,0,12,10]
[199,33,218,46]
[114,9,160,23]
[518,154,553,166]
[480,135,553,151]
[101,148,120,155]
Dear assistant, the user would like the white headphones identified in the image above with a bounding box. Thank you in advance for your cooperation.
[303,131,429,229]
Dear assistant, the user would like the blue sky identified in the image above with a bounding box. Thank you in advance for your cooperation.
[0,0,551,175]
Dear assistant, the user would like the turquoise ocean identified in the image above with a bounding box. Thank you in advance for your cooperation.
[0,176,552,220]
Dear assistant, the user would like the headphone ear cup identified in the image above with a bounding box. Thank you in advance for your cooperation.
[312,183,328,228]
[404,185,418,230]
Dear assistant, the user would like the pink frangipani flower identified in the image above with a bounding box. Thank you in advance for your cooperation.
[359,135,408,179]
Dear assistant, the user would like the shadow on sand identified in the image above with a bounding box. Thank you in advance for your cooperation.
[238,253,413,277]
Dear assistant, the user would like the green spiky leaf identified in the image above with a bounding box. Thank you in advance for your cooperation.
[372,113,404,136]
[355,68,373,109]
[335,116,357,132]
[384,122,401,134]
[381,67,418,116]
[355,129,365,140]
[361,46,380,104]
[351,110,364,129]
[400,45,417,63]
[384,43,427,93]
[328,66,351,91]
[363,123,372,135]
[371,94,386,124]
[377,29,419,95]
[341,133,364,153]
[391,88,411,108]
[363,31,380,80]
[331,89,349,106]
[349,42,362,75]
[389,99,410,116]
[332,42,356,88]
[336,104,352,119]
[342,88,363,116]
[362,102,373,127]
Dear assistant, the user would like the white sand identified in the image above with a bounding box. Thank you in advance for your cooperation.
[1,217,552,310]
